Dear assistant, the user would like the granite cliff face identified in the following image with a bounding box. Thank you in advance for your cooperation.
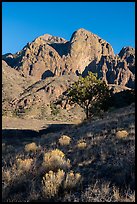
[3,28,135,88]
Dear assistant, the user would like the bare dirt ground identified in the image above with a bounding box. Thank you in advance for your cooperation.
[2,116,79,131]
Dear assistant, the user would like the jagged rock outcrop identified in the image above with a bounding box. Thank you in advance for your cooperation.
[94,47,135,88]
[2,28,135,89]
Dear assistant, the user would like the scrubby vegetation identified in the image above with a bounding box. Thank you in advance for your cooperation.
[2,103,135,202]
[58,135,71,146]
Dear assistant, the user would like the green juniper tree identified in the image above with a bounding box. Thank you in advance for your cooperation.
[67,72,111,119]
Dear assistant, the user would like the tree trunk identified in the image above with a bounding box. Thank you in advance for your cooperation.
[85,106,89,119]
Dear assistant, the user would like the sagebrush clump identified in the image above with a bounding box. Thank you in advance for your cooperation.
[116,130,128,139]
[42,149,71,171]
[58,135,71,146]
[16,158,33,172]
[63,171,81,190]
[42,169,65,198]
[24,142,38,152]
[77,140,87,149]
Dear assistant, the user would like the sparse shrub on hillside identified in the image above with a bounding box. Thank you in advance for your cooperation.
[116,130,128,139]
[12,106,32,118]
[77,140,87,149]
[12,106,25,118]
[42,169,65,198]
[16,158,33,172]
[67,72,111,119]
[63,171,81,190]
[24,142,38,152]
[42,149,71,171]
[59,135,71,146]
[41,169,81,198]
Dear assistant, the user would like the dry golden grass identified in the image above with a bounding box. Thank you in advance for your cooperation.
[58,135,71,146]
[42,149,71,171]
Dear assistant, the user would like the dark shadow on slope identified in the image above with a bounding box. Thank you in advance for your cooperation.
[2,129,39,138]
[41,70,54,80]
[2,123,75,147]
[39,123,74,135]
[82,59,97,77]
[2,129,40,146]
[49,41,70,57]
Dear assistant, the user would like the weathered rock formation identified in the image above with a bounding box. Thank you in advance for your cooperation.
[2,60,35,115]
[3,28,135,88]
[94,52,135,88]
[2,28,113,77]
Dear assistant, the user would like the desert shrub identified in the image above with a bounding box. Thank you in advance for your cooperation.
[42,169,65,198]
[42,149,71,171]
[77,140,87,149]
[58,135,71,146]
[2,157,33,196]
[24,142,38,152]
[67,72,111,119]
[63,171,81,190]
[50,103,60,116]
[41,169,81,199]
[16,158,33,172]
[116,130,128,139]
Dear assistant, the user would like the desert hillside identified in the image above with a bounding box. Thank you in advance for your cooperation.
[2,103,135,202]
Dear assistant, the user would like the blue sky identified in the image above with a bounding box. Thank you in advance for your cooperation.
[2,2,135,55]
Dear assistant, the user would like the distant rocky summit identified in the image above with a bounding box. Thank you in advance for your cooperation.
[3,28,135,88]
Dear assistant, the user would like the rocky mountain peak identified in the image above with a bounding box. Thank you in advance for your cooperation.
[32,34,67,45]
[2,28,135,88]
